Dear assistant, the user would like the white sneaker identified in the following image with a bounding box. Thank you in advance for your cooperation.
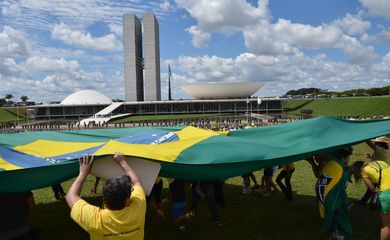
[242,187,252,194]
[330,231,345,240]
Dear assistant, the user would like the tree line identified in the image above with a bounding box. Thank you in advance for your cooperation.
[285,85,390,97]
[0,94,29,106]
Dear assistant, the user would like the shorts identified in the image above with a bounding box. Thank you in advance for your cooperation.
[172,202,186,219]
[264,168,273,177]
[380,190,390,214]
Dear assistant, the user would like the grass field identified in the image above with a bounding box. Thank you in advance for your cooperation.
[286,96,390,118]
[0,108,26,124]
[29,143,386,240]
[283,99,312,111]
[110,113,232,123]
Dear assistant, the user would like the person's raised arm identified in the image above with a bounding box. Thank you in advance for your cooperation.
[66,155,94,209]
[114,152,142,187]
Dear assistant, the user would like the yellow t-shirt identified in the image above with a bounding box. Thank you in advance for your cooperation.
[362,161,390,192]
[71,185,146,240]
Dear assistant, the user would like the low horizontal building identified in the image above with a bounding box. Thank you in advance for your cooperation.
[28,84,283,121]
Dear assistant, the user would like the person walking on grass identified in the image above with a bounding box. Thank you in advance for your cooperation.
[66,153,146,240]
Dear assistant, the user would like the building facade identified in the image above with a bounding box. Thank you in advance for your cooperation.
[123,13,144,101]
[144,13,161,101]
[123,12,161,102]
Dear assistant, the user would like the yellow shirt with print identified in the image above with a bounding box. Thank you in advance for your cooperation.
[70,185,146,240]
[362,161,390,192]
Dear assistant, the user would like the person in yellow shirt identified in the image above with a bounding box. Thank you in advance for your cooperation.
[351,160,390,240]
[356,136,389,206]
[66,153,146,240]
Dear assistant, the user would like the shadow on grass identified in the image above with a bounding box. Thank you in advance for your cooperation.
[30,183,380,240]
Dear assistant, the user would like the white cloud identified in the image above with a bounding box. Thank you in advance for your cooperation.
[339,36,377,64]
[108,23,123,37]
[0,58,29,78]
[25,56,80,73]
[176,0,269,47]
[243,21,296,55]
[362,30,390,44]
[333,13,371,36]
[185,26,211,48]
[164,51,388,98]
[51,23,123,51]
[243,18,377,64]
[178,1,375,64]
[360,0,390,19]
[160,0,175,12]
[0,66,123,103]
[0,26,30,57]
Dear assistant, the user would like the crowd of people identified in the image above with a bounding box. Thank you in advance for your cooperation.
[0,115,304,133]
[0,116,389,240]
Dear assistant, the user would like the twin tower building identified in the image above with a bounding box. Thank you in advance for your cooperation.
[123,13,161,102]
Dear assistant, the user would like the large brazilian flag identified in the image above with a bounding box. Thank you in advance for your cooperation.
[0,116,389,193]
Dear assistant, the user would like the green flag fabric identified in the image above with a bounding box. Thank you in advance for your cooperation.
[0,116,389,193]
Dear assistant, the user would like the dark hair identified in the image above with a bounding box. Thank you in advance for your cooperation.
[335,146,353,160]
[103,175,132,210]
[350,161,365,183]
[375,141,389,150]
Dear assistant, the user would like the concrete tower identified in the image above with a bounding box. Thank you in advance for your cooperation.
[123,13,144,101]
[143,12,161,101]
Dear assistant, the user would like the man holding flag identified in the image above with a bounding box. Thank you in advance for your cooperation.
[315,147,353,240]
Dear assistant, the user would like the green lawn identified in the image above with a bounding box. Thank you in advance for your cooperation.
[110,113,232,123]
[30,142,385,240]
[283,99,312,111]
[286,96,390,118]
[0,107,26,124]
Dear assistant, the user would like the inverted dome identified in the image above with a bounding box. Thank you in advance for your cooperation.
[181,82,264,99]
[61,90,112,105]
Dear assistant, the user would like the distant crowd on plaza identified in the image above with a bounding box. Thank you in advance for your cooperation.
[0,114,305,133]
[1,113,388,134]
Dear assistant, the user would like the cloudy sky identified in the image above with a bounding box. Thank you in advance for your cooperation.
[0,0,390,103]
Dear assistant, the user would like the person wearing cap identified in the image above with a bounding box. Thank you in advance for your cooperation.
[367,136,389,163]
[315,147,353,240]
[66,153,146,240]
[356,136,389,206]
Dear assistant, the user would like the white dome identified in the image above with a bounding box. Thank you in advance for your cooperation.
[181,82,264,99]
[60,90,112,105]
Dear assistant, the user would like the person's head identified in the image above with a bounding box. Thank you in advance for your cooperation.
[103,175,133,210]
[373,136,389,150]
[350,161,365,183]
[335,146,353,164]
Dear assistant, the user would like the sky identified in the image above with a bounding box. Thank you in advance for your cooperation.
[0,0,390,103]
